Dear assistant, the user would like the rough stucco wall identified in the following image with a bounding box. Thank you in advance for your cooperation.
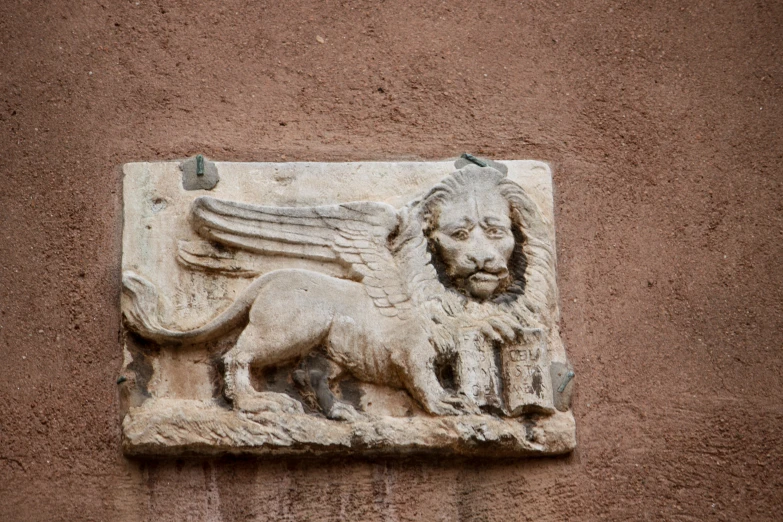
[0,0,781,520]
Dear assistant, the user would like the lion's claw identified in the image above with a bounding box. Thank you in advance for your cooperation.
[426,393,480,416]
[327,401,363,422]
[233,391,305,415]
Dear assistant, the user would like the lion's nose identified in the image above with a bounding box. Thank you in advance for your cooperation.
[467,251,497,269]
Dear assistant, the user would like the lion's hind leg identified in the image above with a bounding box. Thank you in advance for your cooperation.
[222,273,339,415]
[293,355,362,422]
[223,327,306,415]
[223,347,304,414]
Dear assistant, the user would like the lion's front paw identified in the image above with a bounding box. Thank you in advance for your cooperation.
[451,393,482,415]
[478,316,527,344]
[327,401,363,422]
[233,391,305,415]
[425,393,479,416]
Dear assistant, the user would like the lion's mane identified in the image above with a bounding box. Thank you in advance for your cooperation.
[400,165,565,362]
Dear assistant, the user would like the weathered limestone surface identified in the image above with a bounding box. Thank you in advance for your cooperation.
[119,159,575,457]
[123,400,576,457]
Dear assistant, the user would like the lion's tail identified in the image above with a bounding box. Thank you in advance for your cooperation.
[122,271,263,345]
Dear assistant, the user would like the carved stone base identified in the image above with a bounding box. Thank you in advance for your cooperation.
[123,400,576,457]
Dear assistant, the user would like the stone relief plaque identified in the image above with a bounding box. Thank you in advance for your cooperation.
[118,158,576,457]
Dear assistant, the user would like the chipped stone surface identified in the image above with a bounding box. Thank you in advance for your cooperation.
[119,159,575,457]
[123,399,576,457]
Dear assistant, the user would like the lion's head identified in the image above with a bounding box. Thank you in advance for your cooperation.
[418,164,554,309]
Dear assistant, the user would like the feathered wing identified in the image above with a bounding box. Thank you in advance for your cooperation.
[189,196,414,317]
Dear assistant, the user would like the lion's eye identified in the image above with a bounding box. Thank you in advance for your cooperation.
[451,230,469,241]
[485,227,507,238]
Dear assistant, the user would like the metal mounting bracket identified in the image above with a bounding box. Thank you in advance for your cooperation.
[180,154,219,191]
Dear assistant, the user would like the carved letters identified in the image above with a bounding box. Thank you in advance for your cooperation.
[119,159,575,456]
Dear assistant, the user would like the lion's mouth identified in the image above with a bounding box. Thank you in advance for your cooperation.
[470,272,499,283]
[464,270,509,300]
[469,269,508,283]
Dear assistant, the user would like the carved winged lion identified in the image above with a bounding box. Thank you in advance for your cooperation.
[122,164,563,419]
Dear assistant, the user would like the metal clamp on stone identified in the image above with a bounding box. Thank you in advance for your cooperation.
[180,154,219,191]
[455,152,509,175]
